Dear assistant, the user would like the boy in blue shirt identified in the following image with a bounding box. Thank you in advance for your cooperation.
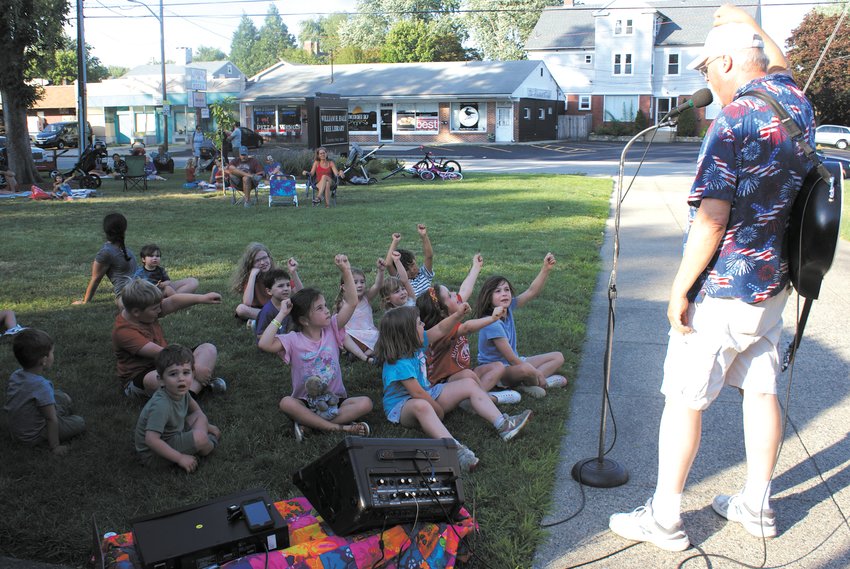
[4,329,85,454]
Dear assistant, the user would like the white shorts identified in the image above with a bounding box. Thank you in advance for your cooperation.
[660,290,789,411]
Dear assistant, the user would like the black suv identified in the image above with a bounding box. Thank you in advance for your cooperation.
[35,121,92,149]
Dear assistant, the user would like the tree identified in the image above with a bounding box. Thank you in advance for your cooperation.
[108,66,129,79]
[298,12,350,57]
[250,5,297,75]
[464,0,559,61]
[30,33,110,85]
[381,19,466,62]
[786,7,850,125]
[194,45,227,62]
[1,0,68,184]
[230,14,259,77]
[338,0,463,53]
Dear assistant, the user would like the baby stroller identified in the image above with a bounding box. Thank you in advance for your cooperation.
[341,143,383,185]
[59,140,108,189]
[198,140,219,172]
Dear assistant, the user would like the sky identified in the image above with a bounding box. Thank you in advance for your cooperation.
[72,0,834,70]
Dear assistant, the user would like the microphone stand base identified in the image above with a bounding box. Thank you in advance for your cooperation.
[571,457,629,488]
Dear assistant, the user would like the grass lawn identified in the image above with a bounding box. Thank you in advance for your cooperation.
[0,172,611,567]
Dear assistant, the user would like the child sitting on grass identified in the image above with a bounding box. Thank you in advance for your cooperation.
[379,252,416,311]
[258,255,373,443]
[133,243,199,298]
[51,174,73,201]
[255,263,303,343]
[374,305,533,473]
[335,258,384,363]
[4,329,85,455]
[384,225,435,298]
[113,278,225,398]
[134,345,220,473]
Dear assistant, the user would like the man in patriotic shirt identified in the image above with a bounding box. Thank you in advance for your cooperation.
[610,5,815,551]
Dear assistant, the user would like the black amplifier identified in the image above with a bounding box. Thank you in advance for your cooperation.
[293,437,464,536]
[131,488,288,569]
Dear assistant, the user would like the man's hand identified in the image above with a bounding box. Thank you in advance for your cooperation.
[667,294,692,334]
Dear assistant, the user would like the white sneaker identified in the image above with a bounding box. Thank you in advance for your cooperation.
[4,324,26,336]
[609,498,690,552]
[293,422,304,443]
[545,374,568,388]
[489,390,521,404]
[456,444,479,473]
[712,493,777,538]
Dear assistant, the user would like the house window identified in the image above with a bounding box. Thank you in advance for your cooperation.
[585,54,593,64]
[578,96,591,111]
[396,102,439,133]
[523,107,531,119]
[538,108,545,120]
[451,102,487,132]
[226,64,233,75]
[548,107,553,115]
[656,97,677,121]
[614,19,633,35]
[667,54,679,75]
[604,95,639,122]
[613,53,633,75]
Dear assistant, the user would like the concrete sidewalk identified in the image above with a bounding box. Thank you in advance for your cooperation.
[533,176,850,568]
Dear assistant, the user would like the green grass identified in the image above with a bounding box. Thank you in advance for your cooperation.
[0,173,611,567]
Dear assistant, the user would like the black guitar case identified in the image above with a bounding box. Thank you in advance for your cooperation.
[743,91,844,367]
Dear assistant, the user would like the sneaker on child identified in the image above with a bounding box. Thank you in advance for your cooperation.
[609,498,691,552]
[545,375,568,389]
[497,410,532,441]
[489,389,521,404]
[517,384,547,399]
[3,324,26,336]
[293,422,305,443]
[712,493,777,538]
[456,444,479,473]
[246,319,257,333]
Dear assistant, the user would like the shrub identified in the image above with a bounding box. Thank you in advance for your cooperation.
[634,109,648,133]
[677,109,697,137]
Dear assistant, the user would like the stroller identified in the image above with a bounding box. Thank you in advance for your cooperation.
[198,140,219,172]
[341,143,383,185]
[58,140,108,189]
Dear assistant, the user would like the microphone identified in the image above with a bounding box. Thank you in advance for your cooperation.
[662,88,714,121]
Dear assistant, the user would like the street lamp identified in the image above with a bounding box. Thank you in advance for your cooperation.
[128,0,168,152]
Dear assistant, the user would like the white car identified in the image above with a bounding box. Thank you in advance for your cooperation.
[815,124,850,150]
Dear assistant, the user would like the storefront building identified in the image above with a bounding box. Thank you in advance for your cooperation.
[241,60,564,145]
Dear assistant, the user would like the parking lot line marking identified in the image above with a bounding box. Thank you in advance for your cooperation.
[480,146,512,153]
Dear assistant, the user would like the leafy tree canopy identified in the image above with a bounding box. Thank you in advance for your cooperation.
[787,7,850,124]
[338,0,461,50]
[249,4,297,75]
[297,12,350,57]
[229,14,259,76]
[194,45,227,62]
[381,18,466,62]
[464,0,559,61]
[29,33,110,85]
[108,65,129,79]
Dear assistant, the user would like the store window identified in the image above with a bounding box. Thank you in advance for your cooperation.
[396,103,439,132]
[348,103,378,133]
[277,105,301,137]
[451,102,487,132]
[253,106,276,135]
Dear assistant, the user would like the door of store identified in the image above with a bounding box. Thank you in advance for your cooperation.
[495,106,513,142]
[379,104,393,142]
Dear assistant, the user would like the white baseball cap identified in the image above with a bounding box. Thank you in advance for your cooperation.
[687,23,765,70]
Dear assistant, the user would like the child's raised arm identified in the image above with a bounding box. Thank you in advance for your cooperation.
[383,233,402,276]
[258,299,292,353]
[366,258,386,301]
[427,302,471,344]
[288,257,304,293]
[517,252,556,308]
[242,267,262,306]
[417,224,434,272]
[392,251,415,299]
[335,255,358,328]
[160,292,221,316]
[458,305,504,336]
[401,378,444,421]
[458,253,484,302]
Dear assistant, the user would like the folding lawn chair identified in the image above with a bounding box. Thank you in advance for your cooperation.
[268,174,298,207]
[306,172,339,207]
[228,173,260,207]
[122,155,147,191]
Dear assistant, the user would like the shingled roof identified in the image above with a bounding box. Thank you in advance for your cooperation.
[242,60,546,102]
[525,0,757,51]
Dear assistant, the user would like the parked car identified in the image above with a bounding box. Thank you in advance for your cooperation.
[815,124,850,150]
[34,121,93,149]
[237,127,264,149]
[0,136,53,172]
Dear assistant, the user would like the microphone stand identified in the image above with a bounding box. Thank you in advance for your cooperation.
[571,117,676,487]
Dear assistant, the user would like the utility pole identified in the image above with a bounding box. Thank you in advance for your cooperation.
[129,0,168,151]
[76,0,88,158]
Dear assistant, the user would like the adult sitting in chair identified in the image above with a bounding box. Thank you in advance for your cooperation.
[302,146,344,208]
[226,146,263,207]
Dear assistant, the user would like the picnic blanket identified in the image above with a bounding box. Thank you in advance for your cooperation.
[102,496,474,569]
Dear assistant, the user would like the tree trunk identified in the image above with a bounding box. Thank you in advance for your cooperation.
[1,90,42,186]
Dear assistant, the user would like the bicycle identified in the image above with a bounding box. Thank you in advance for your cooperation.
[381,160,419,180]
[419,169,462,181]
[413,146,462,174]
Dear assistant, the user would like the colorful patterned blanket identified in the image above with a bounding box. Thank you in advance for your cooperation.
[103,496,474,569]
